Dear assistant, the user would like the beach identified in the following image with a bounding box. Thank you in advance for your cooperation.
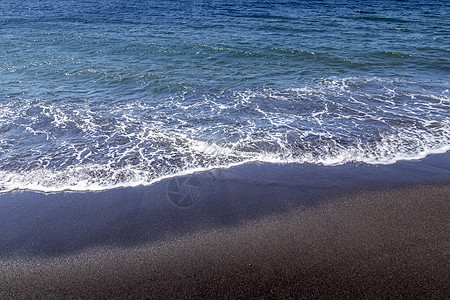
[1,0,449,298]
[1,153,450,298]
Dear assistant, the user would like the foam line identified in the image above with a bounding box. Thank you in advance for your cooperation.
[0,77,449,193]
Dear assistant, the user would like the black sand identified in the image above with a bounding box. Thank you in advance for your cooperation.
[1,153,450,299]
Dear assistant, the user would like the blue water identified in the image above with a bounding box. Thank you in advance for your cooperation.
[0,0,449,192]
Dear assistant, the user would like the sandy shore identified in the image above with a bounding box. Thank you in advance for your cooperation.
[1,182,450,299]
[1,153,450,298]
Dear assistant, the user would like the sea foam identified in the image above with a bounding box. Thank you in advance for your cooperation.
[0,77,449,193]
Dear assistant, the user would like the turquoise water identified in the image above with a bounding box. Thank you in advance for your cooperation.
[0,0,449,192]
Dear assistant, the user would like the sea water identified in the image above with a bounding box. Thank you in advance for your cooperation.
[0,0,449,192]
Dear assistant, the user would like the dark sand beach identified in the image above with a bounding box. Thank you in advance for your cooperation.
[1,0,449,298]
[1,153,450,299]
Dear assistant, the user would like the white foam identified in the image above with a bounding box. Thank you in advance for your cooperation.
[0,77,449,193]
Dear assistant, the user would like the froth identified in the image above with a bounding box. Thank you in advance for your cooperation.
[0,77,449,193]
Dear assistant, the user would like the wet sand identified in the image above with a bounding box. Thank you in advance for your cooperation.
[1,154,450,299]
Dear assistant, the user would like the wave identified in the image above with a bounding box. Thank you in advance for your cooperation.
[0,77,449,193]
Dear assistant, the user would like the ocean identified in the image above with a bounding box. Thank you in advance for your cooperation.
[0,0,449,193]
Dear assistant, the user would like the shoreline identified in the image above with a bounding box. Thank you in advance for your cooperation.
[1,152,450,298]
[3,147,450,195]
